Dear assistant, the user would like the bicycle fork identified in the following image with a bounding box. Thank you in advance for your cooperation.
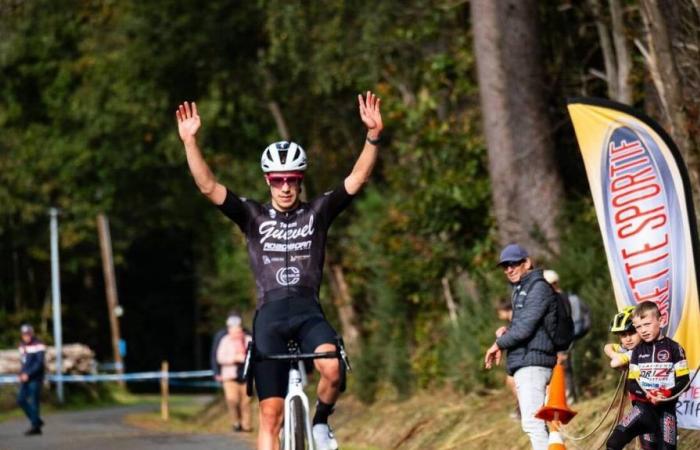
[284,366,315,450]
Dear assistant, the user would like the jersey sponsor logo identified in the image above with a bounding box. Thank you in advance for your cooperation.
[268,209,277,218]
[291,254,310,262]
[259,215,315,244]
[639,361,675,389]
[657,349,670,362]
[263,241,312,252]
[262,255,285,264]
[276,266,301,285]
[663,414,676,444]
[674,359,688,370]
[621,405,642,427]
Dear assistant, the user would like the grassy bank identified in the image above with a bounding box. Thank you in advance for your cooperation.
[125,385,700,449]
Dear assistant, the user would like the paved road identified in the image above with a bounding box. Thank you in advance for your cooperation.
[0,404,253,450]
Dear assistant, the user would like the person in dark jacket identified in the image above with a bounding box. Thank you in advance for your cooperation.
[17,324,45,436]
[484,244,557,450]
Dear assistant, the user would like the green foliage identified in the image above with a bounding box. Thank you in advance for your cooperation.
[0,1,678,407]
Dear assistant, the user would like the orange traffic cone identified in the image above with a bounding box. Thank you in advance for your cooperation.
[535,363,577,424]
[546,421,566,450]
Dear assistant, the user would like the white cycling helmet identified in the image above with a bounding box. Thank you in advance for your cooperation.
[261,141,307,173]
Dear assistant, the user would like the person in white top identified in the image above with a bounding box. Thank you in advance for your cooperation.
[212,315,253,432]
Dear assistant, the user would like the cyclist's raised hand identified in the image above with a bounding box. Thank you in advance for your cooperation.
[358,91,383,137]
[176,101,201,143]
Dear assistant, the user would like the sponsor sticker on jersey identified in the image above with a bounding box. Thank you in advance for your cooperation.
[263,241,312,252]
[621,405,642,427]
[639,362,675,389]
[259,216,315,244]
[663,414,676,444]
[658,349,670,362]
[276,267,301,286]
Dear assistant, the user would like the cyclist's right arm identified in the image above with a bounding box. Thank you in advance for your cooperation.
[176,101,227,205]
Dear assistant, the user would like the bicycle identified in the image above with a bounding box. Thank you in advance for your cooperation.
[242,337,351,450]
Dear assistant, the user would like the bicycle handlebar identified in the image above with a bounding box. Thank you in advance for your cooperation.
[256,351,339,362]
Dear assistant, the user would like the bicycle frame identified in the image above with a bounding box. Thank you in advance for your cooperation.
[242,337,352,450]
[283,363,314,450]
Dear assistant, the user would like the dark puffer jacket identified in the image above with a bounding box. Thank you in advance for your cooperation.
[496,268,558,375]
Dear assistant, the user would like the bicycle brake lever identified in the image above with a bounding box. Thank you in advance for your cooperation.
[339,345,352,372]
[242,342,253,380]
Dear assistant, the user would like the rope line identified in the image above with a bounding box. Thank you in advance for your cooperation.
[559,369,627,442]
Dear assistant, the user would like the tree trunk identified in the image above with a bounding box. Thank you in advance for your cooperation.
[471,0,564,256]
[589,0,634,103]
[441,277,458,324]
[609,0,634,104]
[327,265,359,349]
[639,0,700,215]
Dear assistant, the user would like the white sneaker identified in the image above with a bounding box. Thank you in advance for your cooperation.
[312,423,339,450]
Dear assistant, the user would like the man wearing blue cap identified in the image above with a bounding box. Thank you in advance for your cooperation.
[484,244,557,450]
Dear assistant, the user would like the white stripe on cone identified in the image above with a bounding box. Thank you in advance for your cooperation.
[548,430,566,449]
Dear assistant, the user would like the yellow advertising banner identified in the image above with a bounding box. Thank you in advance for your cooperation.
[568,98,700,429]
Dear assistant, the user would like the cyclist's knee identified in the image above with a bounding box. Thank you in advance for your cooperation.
[259,399,284,430]
[317,359,341,385]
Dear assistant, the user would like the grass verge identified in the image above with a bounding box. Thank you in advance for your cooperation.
[122,384,700,449]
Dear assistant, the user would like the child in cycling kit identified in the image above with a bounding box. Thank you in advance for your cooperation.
[603,306,641,369]
[606,301,690,450]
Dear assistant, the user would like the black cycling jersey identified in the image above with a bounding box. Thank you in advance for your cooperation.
[217,185,353,307]
[628,337,689,401]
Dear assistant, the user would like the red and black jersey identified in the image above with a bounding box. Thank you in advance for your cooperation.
[217,185,353,308]
[627,336,689,402]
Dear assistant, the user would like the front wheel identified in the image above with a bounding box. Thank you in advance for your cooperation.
[290,396,306,449]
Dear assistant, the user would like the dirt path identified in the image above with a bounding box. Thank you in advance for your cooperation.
[0,403,253,450]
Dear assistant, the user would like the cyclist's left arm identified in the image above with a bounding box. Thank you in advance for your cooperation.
[344,91,383,195]
[670,343,690,396]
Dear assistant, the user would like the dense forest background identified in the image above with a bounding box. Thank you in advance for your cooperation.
[1,0,699,400]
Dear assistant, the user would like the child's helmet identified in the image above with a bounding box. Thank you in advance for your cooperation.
[610,306,636,333]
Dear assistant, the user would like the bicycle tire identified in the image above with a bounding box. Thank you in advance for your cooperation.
[290,396,306,449]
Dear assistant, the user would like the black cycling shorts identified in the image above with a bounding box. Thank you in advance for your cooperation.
[253,295,337,400]
[606,401,677,450]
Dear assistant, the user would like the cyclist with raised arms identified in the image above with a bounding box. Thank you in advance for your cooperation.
[176,92,383,450]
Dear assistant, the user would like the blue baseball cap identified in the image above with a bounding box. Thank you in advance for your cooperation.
[497,244,529,266]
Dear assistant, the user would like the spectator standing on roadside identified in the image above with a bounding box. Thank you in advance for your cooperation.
[17,324,45,436]
[484,244,557,450]
[211,314,253,432]
[543,269,591,404]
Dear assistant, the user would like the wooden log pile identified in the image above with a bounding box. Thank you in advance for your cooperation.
[0,344,95,374]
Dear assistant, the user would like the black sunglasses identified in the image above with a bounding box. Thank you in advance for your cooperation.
[501,259,525,269]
